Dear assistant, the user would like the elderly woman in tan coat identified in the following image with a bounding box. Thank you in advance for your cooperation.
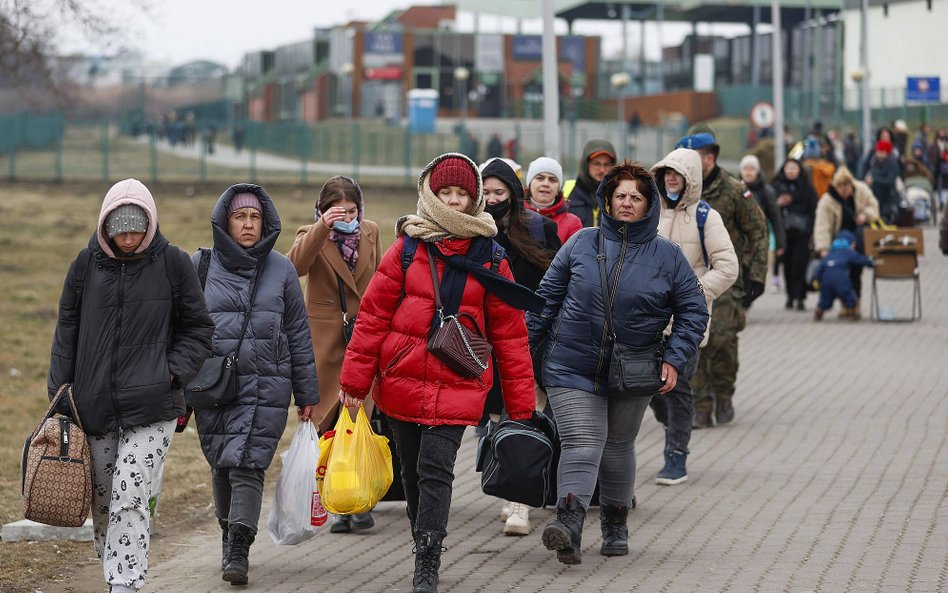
[813,166,879,311]
[287,175,382,533]
[650,147,739,484]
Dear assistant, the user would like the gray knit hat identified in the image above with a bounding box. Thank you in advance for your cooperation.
[105,204,149,238]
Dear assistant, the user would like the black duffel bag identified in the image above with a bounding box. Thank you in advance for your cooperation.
[476,411,556,508]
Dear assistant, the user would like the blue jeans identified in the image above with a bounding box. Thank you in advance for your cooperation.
[547,387,651,508]
[650,352,700,454]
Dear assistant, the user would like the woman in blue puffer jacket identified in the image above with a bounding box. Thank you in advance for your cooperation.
[193,183,318,585]
[527,161,708,565]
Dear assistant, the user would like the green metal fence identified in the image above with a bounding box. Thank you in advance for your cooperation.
[0,114,687,185]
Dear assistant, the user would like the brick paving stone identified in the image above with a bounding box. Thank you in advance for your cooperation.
[131,227,948,593]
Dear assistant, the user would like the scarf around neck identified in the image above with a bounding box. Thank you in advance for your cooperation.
[396,177,497,242]
[424,239,546,337]
[331,229,360,273]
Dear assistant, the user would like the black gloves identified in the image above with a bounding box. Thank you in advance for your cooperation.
[742,280,766,309]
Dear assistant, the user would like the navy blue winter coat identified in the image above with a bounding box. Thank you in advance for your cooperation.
[527,169,708,395]
[194,184,318,471]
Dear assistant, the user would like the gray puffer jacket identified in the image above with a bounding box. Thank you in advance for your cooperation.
[193,184,318,471]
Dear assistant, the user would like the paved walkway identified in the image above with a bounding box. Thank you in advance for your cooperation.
[146,227,947,593]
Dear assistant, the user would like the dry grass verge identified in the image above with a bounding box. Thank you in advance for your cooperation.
[0,181,416,592]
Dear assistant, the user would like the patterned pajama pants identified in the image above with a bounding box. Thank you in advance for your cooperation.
[87,420,175,592]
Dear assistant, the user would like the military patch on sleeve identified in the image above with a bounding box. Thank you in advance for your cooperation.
[743,190,753,199]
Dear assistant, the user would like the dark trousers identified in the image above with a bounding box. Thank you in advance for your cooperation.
[387,419,465,538]
[212,467,265,533]
[650,352,700,454]
[783,232,811,302]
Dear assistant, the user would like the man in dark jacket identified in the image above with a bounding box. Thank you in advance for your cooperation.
[193,183,318,586]
[562,139,617,227]
[48,178,214,593]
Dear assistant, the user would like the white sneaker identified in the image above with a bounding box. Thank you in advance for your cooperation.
[503,502,531,536]
[500,500,513,522]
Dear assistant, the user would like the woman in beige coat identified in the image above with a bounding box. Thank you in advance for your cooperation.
[813,166,879,307]
[649,147,739,484]
[287,175,382,533]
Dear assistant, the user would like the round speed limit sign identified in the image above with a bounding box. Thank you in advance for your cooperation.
[750,102,776,128]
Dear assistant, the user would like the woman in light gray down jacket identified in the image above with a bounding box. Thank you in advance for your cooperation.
[193,183,318,586]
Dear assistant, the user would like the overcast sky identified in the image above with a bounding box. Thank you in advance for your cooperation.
[59,0,747,69]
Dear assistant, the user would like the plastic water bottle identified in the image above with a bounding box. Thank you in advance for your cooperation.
[880,305,896,321]
[311,491,328,527]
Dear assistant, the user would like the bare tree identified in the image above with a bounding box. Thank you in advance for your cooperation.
[0,0,141,109]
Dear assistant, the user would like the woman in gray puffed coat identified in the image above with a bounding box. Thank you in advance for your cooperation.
[193,183,318,585]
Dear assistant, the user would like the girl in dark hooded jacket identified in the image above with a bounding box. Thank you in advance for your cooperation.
[49,178,214,593]
[193,183,318,586]
[527,161,707,565]
[480,157,561,536]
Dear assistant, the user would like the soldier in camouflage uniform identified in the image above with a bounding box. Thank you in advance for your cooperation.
[676,124,769,427]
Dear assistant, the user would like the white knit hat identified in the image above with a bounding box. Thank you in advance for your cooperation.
[526,157,563,188]
[739,154,761,172]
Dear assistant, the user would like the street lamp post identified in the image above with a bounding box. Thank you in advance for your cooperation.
[611,72,631,159]
[454,66,470,153]
[341,62,355,119]
[454,66,470,123]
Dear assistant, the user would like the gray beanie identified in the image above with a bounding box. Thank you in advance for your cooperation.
[105,204,149,238]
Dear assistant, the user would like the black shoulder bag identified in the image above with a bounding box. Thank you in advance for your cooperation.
[598,230,665,398]
[185,253,262,410]
[337,274,356,345]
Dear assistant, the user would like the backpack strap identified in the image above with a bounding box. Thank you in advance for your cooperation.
[695,200,711,270]
[490,241,505,273]
[163,248,183,321]
[197,248,212,291]
[401,236,419,276]
[72,248,93,302]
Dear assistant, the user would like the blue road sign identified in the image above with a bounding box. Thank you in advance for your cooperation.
[906,77,940,103]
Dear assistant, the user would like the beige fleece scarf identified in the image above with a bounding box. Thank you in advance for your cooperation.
[397,174,498,242]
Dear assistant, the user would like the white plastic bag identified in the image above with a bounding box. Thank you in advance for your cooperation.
[266,422,325,545]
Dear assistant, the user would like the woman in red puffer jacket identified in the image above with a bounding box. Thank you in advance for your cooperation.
[338,152,541,593]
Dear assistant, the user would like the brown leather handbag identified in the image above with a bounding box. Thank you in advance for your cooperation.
[21,384,92,527]
[426,248,492,378]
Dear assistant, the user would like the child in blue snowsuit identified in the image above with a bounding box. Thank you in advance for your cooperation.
[814,229,874,321]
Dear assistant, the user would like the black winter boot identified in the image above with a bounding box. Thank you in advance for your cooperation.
[600,505,630,556]
[542,494,586,565]
[222,523,255,586]
[218,518,230,572]
[412,531,445,593]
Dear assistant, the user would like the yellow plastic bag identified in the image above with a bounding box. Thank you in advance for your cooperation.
[316,406,393,515]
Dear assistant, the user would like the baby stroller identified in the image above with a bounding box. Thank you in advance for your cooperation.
[902,175,934,225]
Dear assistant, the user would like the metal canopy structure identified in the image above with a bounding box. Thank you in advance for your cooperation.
[457,0,843,29]
[557,1,842,28]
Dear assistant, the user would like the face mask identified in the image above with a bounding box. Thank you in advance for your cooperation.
[665,192,681,202]
[485,200,512,220]
[333,219,360,234]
